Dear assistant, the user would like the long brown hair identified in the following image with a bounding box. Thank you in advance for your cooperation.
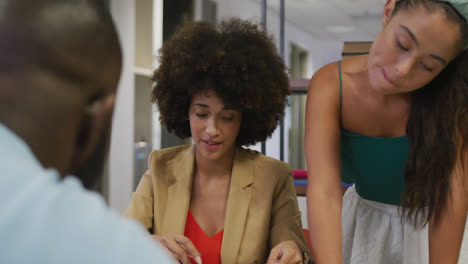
[398,0,468,226]
[404,51,468,226]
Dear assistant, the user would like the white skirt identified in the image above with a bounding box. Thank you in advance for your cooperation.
[342,186,468,264]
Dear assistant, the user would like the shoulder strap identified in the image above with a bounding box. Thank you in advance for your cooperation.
[338,60,343,111]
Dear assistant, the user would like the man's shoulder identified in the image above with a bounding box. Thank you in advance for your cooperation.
[0,173,175,264]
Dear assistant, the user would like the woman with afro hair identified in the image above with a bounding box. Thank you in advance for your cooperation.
[124,18,311,264]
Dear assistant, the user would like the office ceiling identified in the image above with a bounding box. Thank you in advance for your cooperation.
[250,0,385,41]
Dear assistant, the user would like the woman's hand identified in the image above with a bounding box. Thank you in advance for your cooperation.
[152,233,202,264]
[266,240,303,264]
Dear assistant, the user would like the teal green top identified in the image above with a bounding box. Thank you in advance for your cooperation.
[338,61,408,205]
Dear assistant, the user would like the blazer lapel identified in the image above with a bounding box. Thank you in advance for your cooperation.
[162,145,195,235]
[221,148,254,262]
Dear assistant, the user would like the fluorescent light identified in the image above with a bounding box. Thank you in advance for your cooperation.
[326,25,356,33]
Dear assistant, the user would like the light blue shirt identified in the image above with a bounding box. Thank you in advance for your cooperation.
[0,123,175,264]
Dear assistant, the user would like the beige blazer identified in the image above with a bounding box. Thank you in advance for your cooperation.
[124,145,310,263]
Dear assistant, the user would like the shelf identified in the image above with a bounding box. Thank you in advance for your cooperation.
[289,78,309,94]
[134,66,153,78]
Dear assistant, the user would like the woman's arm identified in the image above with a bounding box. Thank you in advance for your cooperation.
[305,63,344,264]
[123,155,201,264]
[124,169,155,232]
[266,167,310,264]
[429,149,468,264]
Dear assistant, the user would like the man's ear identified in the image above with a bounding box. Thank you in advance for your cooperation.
[72,93,115,169]
[382,0,397,27]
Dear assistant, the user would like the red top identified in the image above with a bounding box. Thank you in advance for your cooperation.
[184,209,223,264]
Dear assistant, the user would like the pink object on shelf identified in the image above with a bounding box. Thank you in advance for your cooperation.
[293,169,308,179]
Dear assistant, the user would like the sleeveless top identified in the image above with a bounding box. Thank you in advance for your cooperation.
[184,209,223,264]
[338,61,408,205]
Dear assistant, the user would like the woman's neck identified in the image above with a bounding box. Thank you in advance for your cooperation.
[194,148,235,179]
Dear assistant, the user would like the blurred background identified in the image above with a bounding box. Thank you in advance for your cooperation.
[103,0,382,222]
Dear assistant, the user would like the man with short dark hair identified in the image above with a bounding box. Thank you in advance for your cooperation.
[0,1,175,263]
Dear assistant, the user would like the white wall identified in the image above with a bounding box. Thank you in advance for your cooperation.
[109,0,136,213]
[152,0,164,151]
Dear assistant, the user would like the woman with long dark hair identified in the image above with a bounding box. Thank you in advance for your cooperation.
[305,0,468,263]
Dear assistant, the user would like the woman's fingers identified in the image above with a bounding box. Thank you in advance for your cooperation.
[174,234,202,263]
[266,245,283,264]
[151,233,191,264]
[267,241,303,264]
[163,237,192,264]
[151,235,178,259]
[151,233,201,264]
[277,248,295,264]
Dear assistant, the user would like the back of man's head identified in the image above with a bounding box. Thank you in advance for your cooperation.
[0,0,122,188]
